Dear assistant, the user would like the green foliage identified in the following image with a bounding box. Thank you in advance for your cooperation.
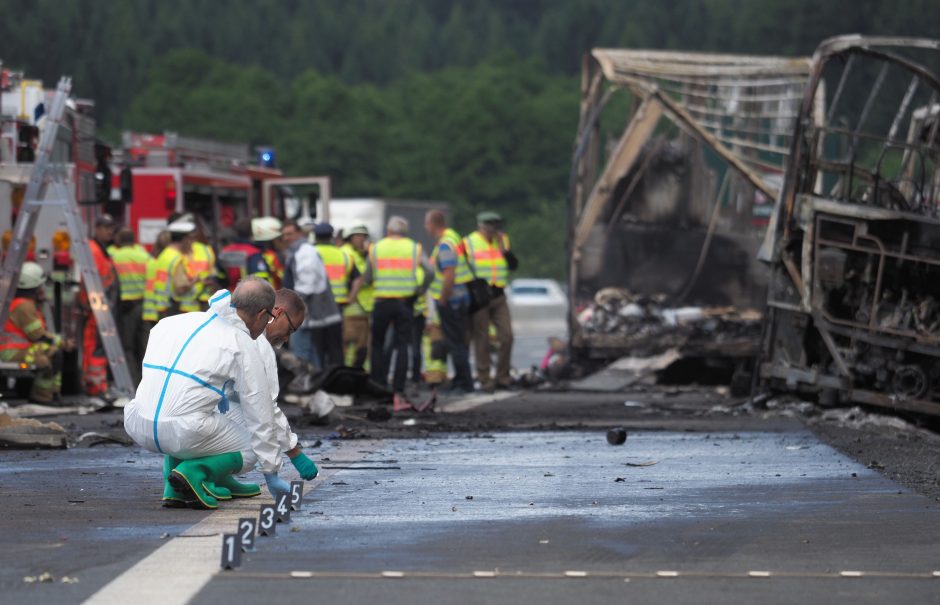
[4,0,939,277]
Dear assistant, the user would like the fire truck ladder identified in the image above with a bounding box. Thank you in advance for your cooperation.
[0,77,134,400]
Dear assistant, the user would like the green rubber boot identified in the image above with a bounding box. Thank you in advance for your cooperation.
[203,482,233,500]
[214,474,262,498]
[162,455,192,508]
[169,452,245,510]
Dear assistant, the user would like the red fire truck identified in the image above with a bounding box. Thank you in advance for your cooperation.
[112,132,327,248]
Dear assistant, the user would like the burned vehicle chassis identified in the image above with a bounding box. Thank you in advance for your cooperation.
[760,36,940,417]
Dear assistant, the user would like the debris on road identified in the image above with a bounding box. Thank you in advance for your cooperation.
[76,431,133,447]
[0,413,67,449]
[606,427,628,445]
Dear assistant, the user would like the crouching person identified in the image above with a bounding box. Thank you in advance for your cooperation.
[0,262,73,403]
[124,277,285,509]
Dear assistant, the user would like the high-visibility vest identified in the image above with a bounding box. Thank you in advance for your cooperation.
[0,298,42,354]
[261,248,283,289]
[414,267,427,316]
[144,247,184,320]
[464,230,511,288]
[178,241,215,310]
[369,237,421,299]
[109,244,151,302]
[428,228,473,301]
[342,243,373,314]
[316,243,353,304]
[142,256,160,321]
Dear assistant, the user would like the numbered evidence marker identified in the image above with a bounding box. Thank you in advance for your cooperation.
[258,504,277,536]
[275,492,292,523]
[238,517,257,552]
[290,481,304,511]
[220,533,242,570]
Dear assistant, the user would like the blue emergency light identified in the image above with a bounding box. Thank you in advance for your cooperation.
[258,147,276,168]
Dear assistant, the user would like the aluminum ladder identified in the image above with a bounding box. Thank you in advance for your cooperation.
[0,77,134,399]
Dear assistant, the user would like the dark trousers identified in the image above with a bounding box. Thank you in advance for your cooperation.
[118,299,145,385]
[312,322,344,370]
[437,300,474,391]
[411,313,426,382]
[370,298,413,394]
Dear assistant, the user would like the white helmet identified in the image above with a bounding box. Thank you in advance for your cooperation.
[252,216,283,242]
[18,261,46,289]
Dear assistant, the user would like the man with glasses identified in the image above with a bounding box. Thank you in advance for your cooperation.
[221,288,319,500]
[124,277,289,509]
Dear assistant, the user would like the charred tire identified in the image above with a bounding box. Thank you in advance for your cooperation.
[892,365,928,400]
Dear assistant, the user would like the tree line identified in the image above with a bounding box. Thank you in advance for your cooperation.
[3,0,939,277]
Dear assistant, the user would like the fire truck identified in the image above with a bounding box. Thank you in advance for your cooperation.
[112,132,327,249]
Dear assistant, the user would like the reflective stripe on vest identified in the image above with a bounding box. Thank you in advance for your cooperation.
[178,242,214,310]
[465,230,510,288]
[370,237,420,299]
[316,244,352,304]
[429,228,472,300]
[0,298,42,351]
[110,244,151,301]
[261,249,283,289]
[191,242,217,302]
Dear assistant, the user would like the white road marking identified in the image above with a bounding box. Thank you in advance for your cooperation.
[83,445,377,605]
[437,391,515,413]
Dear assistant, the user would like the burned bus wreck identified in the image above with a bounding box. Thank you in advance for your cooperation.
[759,36,940,417]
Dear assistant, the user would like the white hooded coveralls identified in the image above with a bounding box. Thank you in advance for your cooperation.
[123,290,280,473]
[222,335,298,471]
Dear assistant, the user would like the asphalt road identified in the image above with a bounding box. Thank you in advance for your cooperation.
[1,391,939,605]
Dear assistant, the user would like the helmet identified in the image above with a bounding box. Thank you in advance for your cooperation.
[18,262,46,289]
[345,224,369,237]
[252,216,283,242]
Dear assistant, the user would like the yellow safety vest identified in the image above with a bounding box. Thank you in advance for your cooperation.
[316,243,353,304]
[429,228,473,301]
[142,256,160,321]
[184,241,216,307]
[342,243,373,315]
[464,230,510,288]
[369,237,421,300]
[144,247,184,320]
[109,244,151,302]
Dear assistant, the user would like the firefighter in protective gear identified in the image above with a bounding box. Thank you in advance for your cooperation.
[124,278,282,510]
[109,228,152,384]
[252,217,285,289]
[464,211,518,391]
[218,219,271,291]
[0,263,73,403]
[81,214,120,398]
[341,224,371,368]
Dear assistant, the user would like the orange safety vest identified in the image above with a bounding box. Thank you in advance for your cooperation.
[0,298,42,352]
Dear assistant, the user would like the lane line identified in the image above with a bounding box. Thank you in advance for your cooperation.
[437,391,515,413]
[83,443,380,605]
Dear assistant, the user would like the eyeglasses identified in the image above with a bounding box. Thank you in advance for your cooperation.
[264,309,276,325]
[270,306,297,335]
[282,309,297,335]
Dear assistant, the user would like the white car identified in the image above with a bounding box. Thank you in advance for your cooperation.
[507,278,567,306]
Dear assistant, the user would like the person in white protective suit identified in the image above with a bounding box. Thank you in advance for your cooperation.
[222,288,320,496]
[124,277,289,509]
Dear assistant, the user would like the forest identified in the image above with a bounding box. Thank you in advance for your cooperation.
[2,0,939,277]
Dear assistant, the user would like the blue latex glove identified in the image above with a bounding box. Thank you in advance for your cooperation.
[290,452,319,480]
[217,395,229,414]
[263,472,291,499]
